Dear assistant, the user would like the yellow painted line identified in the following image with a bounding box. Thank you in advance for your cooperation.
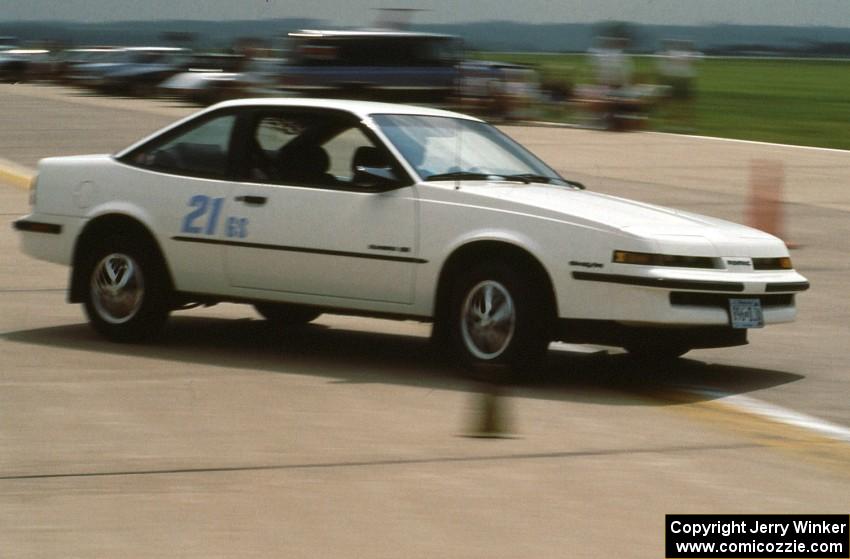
[0,158,35,190]
[657,388,850,477]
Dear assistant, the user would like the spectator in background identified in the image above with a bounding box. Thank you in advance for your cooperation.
[591,36,633,90]
[657,39,700,130]
[581,36,646,131]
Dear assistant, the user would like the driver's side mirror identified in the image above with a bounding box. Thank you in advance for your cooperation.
[353,165,400,190]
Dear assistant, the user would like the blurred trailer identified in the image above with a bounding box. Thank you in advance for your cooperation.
[280,30,462,103]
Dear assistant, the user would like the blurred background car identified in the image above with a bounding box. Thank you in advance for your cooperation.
[53,47,125,84]
[65,46,130,87]
[95,47,191,96]
[69,46,188,95]
[159,55,286,105]
[0,48,54,83]
[0,36,17,50]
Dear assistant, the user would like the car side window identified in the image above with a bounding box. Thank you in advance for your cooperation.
[245,113,333,185]
[128,113,236,179]
[243,111,396,189]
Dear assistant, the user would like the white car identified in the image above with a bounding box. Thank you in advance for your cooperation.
[14,98,809,371]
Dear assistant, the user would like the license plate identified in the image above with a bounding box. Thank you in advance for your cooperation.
[729,298,764,329]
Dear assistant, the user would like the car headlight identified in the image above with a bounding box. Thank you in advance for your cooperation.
[612,250,719,269]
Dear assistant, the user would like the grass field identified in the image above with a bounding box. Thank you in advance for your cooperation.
[474,52,850,150]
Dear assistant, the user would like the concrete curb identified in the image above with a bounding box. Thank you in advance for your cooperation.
[0,157,35,190]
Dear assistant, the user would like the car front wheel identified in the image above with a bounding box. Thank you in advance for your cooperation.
[448,261,550,376]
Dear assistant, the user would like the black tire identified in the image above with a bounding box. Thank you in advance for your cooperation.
[81,235,170,342]
[447,260,550,377]
[625,342,690,361]
[254,303,321,326]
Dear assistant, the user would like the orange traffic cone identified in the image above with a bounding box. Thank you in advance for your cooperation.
[747,159,798,249]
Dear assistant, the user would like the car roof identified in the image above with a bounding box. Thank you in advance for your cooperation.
[210,97,481,121]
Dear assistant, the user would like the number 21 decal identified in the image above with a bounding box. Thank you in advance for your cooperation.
[181,195,248,238]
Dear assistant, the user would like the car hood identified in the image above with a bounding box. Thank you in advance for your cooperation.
[440,181,781,252]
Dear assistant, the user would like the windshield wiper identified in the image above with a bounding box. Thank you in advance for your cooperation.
[425,171,495,182]
[501,174,586,189]
[502,173,555,184]
[425,171,584,188]
[426,171,550,184]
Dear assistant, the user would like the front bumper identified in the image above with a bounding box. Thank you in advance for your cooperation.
[554,319,749,349]
[14,214,83,266]
[560,267,809,326]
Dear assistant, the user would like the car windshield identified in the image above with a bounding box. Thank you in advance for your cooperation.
[371,114,569,186]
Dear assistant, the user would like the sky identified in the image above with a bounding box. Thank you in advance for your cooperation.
[1,0,849,28]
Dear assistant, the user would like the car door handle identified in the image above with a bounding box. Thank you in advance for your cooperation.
[235,195,267,206]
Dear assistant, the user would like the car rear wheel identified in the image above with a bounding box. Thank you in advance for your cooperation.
[82,236,170,342]
[254,303,321,326]
[448,261,550,377]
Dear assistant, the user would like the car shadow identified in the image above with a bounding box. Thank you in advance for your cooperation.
[2,315,803,407]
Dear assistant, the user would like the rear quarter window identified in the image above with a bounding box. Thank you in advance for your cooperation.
[122,113,236,179]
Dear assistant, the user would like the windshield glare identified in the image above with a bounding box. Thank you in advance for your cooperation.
[372,114,566,185]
